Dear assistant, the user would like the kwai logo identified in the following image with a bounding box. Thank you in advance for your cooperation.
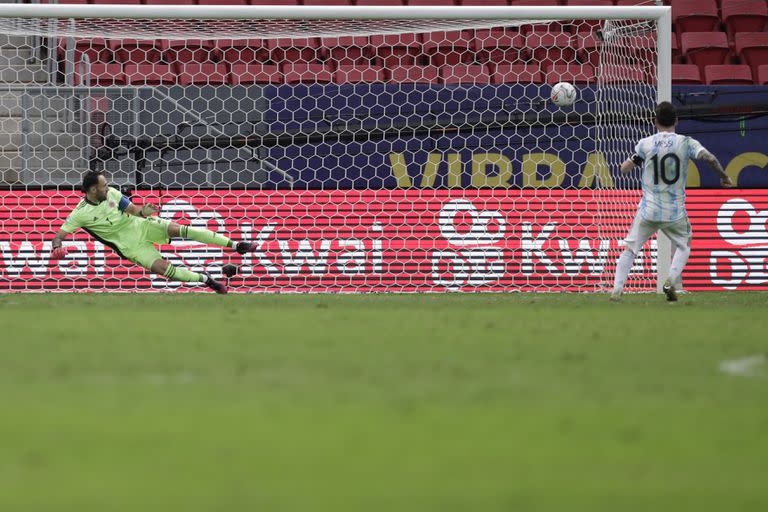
[431,200,507,288]
[430,199,640,290]
[709,198,768,289]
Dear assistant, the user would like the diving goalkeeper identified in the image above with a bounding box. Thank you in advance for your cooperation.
[50,171,255,293]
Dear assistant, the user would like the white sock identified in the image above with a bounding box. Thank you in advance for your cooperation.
[668,246,691,285]
[612,249,635,294]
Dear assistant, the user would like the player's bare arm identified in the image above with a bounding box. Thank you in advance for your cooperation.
[620,154,643,174]
[698,149,733,187]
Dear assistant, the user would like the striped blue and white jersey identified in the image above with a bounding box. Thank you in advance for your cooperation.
[634,131,705,222]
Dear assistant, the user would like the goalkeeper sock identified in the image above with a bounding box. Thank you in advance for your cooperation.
[164,264,208,283]
[612,249,635,294]
[178,224,234,249]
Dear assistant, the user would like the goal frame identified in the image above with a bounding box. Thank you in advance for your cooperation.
[0,3,673,293]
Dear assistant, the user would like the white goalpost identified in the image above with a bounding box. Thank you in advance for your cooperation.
[0,4,671,293]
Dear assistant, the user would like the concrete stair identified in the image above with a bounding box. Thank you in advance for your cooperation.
[0,36,90,185]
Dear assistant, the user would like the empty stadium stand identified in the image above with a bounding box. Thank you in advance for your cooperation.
[30,0,768,87]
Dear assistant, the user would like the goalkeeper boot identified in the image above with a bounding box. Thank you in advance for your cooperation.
[203,273,228,294]
[662,278,678,302]
[609,291,622,303]
[235,241,256,255]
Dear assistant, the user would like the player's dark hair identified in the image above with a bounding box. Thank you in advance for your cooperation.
[655,101,677,128]
[81,170,104,193]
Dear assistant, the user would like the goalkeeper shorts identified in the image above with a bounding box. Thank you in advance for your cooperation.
[122,217,172,269]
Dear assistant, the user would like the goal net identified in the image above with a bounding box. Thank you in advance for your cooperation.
[0,4,669,293]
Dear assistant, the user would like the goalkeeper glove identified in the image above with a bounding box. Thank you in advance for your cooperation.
[50,246,69,262]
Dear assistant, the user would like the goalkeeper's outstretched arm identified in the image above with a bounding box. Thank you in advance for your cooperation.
[51,229,70,260]
[52,229,68,248]
[124,202,159,218]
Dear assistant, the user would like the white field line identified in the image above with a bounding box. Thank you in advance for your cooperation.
[718,354,767,378]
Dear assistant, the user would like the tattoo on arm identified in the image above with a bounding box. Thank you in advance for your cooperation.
[52,230,68,249]
[620,159,635,175]
[699,150,727,179]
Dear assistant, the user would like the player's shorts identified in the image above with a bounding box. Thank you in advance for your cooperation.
[120,217,172,270]
[623,212,692,255]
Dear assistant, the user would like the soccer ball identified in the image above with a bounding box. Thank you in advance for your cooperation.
[550,82,577,107]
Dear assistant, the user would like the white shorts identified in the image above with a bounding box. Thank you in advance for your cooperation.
[622,212,692,254]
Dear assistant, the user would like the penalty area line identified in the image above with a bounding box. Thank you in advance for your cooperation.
[718,354,767,378]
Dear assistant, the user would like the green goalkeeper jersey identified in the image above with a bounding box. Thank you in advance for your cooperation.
[61,187,144,254]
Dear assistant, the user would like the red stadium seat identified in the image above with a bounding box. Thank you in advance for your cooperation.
[510,0,557,5]
[671,64,702,84]
[681,32,730,73]
[162,40,217,64]
[370,33,421,67]
[55,0,90,3]
[672,33,681,64]
[176,63,228,85]
[757,64,768,85]
[216,39,269,64]
[124,63,176,85]
[110,39,163,64]
[459,0,507,5]
[617,35,658,65]
[267,38,324,64]
[89,0,139,3]
[303,0,352,4]
[58,38,112,64]
[281,63,334,84]
[596,65,647,84]
[422,31,474,66]
[407,0,456,4]
[545,64,595,84]
[249,0,300,4]
[76,63,125,86]
[673,0,719,33]
[705,65,754,85]
[721,0,768,41]
[566,0,615,32]
[333,65,385,83]
[579,34,678,67]
[526,32,576,67]
[321,36,371,66]
[198,0,249,4]
[473,31,526,64]
[511,0,563,34]
[735,33,768,77]
[439,64,492,84]
[492,64,544,84]
[229,63,282,84]
[575,34,601,68]
[355,0,404,5]
[387,65,440,83]
[144,0,195,4]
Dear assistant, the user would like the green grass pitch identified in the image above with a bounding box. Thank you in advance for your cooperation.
[1,292,767,511]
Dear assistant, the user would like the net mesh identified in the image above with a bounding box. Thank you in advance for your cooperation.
[0,16,551,40]
[0,10,660,293]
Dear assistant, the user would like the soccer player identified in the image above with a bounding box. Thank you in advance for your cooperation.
[50,171,257,294]
[610,102,733,302]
